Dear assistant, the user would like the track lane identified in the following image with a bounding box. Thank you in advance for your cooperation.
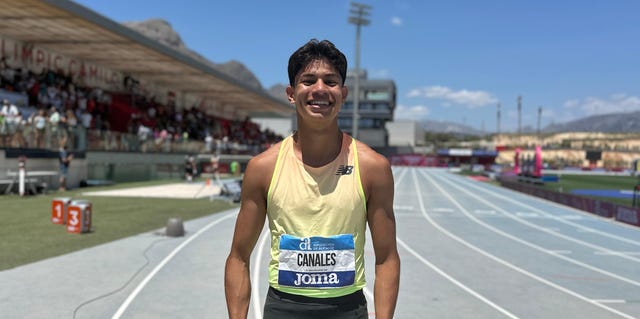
[416,168,640,318]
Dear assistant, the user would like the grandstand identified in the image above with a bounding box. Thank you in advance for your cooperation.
[0,0,294,191]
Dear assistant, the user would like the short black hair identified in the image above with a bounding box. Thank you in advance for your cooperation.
[287,39,347,87]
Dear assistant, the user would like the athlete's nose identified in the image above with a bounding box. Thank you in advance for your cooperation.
[311,79,330,92]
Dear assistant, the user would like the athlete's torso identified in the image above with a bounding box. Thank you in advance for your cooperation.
[266,133,367,298]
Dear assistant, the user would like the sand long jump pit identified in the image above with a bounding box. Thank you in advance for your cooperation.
[82,182,221,199]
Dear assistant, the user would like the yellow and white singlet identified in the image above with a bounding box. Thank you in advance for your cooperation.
[266,133,367,298]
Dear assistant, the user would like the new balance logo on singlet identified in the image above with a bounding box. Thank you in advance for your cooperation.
[335,165,354,175]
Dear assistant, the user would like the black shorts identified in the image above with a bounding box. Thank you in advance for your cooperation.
[263,287,368,319]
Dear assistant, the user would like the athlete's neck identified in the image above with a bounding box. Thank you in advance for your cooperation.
[293,128,343,168]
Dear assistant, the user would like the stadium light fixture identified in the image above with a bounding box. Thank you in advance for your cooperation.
[348,2,372,139]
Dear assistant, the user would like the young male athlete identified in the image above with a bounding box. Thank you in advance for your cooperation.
[225,39,399,319]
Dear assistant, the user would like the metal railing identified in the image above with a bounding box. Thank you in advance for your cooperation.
[0,121,268,156]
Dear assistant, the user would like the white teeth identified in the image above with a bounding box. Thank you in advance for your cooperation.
[310,101,329,105]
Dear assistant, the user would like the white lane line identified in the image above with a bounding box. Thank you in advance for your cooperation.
[432,207,454,212]
[409,170,521,319]
[557,215,583,220]
[251,227,270,319]
[430,171,640,267]
[595,251,640,256]
[112,212,237,319]
[417,169,637,319]
[593,299,627,304]
[548,250,573,255]
[397,238,519,319]
[475,210,497,215]
[515,212,540,218]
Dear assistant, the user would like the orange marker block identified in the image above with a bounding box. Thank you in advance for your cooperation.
[66,201,92,234]
[52,197,72,224]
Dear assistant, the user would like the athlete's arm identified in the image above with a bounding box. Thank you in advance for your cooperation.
[360,145,400,319]
[225,150,274,319]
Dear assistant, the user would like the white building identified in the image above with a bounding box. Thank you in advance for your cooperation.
[386,120,425,147]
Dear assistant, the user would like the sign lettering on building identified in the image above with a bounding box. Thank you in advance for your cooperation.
[1,36,123,91]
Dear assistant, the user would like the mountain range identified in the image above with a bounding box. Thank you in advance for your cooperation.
[124,19,638,134]
[124,19,273,94]
[421,110,640,135]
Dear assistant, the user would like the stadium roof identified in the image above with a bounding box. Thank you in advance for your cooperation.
[0,0,294,118]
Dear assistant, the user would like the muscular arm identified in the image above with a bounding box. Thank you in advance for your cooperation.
[225,151,273,319]
[361,146,400,319]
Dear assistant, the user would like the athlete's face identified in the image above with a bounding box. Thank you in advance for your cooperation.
[286,59,348,123]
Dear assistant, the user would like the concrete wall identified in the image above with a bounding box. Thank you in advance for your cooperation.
[0,150,252,192]
[0,149,85,190]
[386,120,425,147]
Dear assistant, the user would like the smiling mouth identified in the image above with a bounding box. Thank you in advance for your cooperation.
[308,100,331,108]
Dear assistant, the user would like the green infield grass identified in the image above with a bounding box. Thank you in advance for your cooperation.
[540,173,639,207]
[0,179,238,271]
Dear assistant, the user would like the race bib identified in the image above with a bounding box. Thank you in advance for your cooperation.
[278,234,355,289]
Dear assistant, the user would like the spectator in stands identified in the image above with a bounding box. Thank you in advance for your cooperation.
[78,108,92,151]
[31,108,47,148]
[0,58,15,90]
[0,54,284,155]
[27,72,39,107]
[65,109,78,149]
[47,106,61,148]
[12,110,26,148]
[184,155,197,181]
[204,132,213,153]
[58,145,73,191]
[1,99,19,146]
[137,122,151,152]
[0,108,5,146]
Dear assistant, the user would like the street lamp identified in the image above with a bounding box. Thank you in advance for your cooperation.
[537,106,543,140]
[517,95,522,136]
[348,2,372,139]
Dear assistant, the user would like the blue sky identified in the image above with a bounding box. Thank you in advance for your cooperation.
[74,0,639,132]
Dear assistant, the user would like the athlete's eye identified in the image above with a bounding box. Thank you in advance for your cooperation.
[324,80,338,86]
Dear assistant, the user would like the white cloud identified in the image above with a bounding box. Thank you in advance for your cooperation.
[394,103,430,120]
[391,16,403,26]
[407,85,498,108]
[562,99,579,109]
[563,94,640,118]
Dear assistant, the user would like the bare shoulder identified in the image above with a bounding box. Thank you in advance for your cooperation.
[248,141,281,169]
[355,140,393,199]
[243,140,282,189]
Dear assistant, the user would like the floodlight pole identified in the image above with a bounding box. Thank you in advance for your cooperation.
[496,102,501,135]
[517,95,522,137]
[537,106,542,135]
[349,2,371,139]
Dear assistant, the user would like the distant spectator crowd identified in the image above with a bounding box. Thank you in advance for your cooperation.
[0,57,283,155]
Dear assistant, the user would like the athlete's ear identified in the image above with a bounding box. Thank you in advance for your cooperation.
[342,85,348,100]
[286,86,295,105]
